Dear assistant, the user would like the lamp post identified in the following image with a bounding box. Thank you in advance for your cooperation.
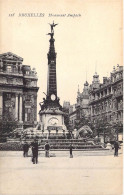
[116,119,119,141]
[103,130,105,143]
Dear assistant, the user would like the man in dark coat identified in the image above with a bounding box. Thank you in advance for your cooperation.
[44,141,50,157]
[23,142,29,157]
[114,140,119,157]
[69,144,73,158]
[31,139,38,164]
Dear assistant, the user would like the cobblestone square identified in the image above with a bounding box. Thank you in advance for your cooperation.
[0,150,123,195]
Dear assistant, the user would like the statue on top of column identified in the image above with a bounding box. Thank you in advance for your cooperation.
[48,21,58,34]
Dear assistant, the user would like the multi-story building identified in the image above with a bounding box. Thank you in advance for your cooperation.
[76,81,90,120]
[0,52,39,129]
[68,64,123,132]
[89,65,123,129]
[69,81,90,128]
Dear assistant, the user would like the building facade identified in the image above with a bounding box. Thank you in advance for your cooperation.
[0,52,39,129]
[68,65,123,132]
[89,65,123,128]
[76,81,90,119]
[69,104,77,128]
[63,101,70,110]
[69,81,90,128]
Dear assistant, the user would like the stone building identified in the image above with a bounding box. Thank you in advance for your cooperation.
[0,52,39,129]
[76,81,90,120]
[63,101,70,110]
[69,104,77,128]
[68,64,123,132]
[69,81,90,128]
[89,65,123,128]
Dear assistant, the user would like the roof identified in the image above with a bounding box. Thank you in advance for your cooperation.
[0,52,23,61]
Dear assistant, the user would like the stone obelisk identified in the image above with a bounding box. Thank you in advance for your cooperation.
[39,22,67,136]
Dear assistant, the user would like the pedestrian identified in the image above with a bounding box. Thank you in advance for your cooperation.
[23,141,29,157]
[69,144,73,158]
[28,145,32,157]
[114,140,119,157]
[31,139,38,164]
[44,141,50,157]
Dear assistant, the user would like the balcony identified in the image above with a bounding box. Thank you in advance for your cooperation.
[0,70,23,77]
[89,93,113,105]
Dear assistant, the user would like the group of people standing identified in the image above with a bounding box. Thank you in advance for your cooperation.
[23,139,120,163]
[23,139,38,164]
[23,139,51,164]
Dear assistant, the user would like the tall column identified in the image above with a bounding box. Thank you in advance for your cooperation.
[91,105,93,116]
[15,94,18,120]
[111,86,113,94]
[103,90,105,97]
[34,95,37,124]
[62,115,64,125]
[19,94,22,121]
[107,88,109,95]
[0,92,3,118]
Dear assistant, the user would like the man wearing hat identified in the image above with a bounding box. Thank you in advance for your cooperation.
[44,141,50,157]
[23,141,29,157]
[31,139,38,164]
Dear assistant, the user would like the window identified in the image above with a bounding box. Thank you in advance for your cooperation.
[28,108,31,113]
[7,66,12,73]
[6,93,11,100]
[26,71,30,75]
[97,93,99,98]
[9,107,12,112]
[25,113,27,121]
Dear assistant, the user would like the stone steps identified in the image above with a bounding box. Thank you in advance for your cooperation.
[6,138,107,151]
[39,146,105,150]
[38,139,105,150]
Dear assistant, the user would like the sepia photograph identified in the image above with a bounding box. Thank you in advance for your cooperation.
[0,0,123,195]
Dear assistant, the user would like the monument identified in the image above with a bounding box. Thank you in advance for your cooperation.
[39,22,67,137]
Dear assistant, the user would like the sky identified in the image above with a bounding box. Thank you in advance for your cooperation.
[0,0,123,115]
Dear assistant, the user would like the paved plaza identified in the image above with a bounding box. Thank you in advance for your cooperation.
[0,150,123,195]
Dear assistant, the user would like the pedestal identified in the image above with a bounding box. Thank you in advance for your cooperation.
[39,108,68,136]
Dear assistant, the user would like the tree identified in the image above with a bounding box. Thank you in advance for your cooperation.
[0,113,18,136]
[111,120,123,141]
[74,115,93,130]
[94,118,111,137]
